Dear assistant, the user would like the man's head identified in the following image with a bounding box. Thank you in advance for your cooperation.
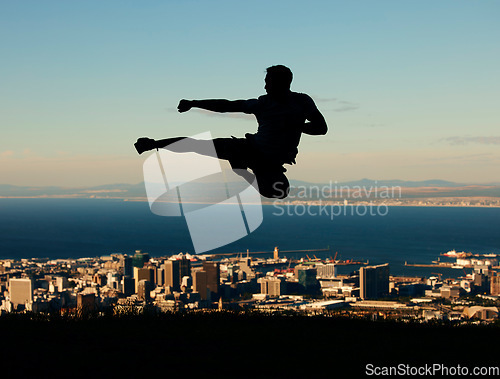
[265,65,293,96]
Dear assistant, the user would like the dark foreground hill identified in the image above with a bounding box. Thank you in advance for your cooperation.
[0,311,498,377]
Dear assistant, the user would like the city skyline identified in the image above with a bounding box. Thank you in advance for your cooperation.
[1,1,499,186]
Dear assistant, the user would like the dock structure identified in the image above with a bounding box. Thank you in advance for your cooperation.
[206,248,371,267]
[404,262,454,268]
[209,247,331,259]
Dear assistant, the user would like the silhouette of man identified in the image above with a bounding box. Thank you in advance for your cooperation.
[135,65,327,199]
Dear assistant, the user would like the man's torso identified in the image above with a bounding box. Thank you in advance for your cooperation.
[243,92,317,163]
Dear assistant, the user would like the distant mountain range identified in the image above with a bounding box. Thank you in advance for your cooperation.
[289,178,476,188]
[1,179,500,199]
[0,183,147,198]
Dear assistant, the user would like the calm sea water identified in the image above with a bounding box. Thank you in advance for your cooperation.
[1,198,499,277]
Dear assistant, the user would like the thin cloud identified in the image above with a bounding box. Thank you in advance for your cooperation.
[0,149,35,159]
[1,150,14,157]
[442,136,500,146]
[334,99,360,112]
[311,96,337,103]
[311,96,360,112]
[334,104,359,112]
[427,153,493,162]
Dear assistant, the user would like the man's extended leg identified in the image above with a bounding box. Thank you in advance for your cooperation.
[135,135,257,182]
[135,137,213,155]
[135,136,249,163]
[134,136,288,199]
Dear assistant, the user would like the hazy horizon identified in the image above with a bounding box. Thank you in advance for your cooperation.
[2,177,500,190]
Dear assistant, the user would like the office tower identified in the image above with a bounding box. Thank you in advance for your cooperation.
[132,250,150,268]
[491,271,500,296]
[164,260,181,291]
[156,267,165,287]
[121,255,133,277]
[93,273,107,286]
[181,276,192,292]
[137,280,153,301]
[359,263,389,300]
[473,272,490,294]
[179,257,191,280]
[193,270,208,300]
[107,272,120,290]
[316,263,337,279]
[144,263,158,284]
[9,278,32,307]
[134,267,154,293]
[258,276,285,297]
[297,267,319,294]
[121,276,135,297]
[55,276,69,291]
[77,293,96,314]
[203,261,220,296]
[439,285,461,299]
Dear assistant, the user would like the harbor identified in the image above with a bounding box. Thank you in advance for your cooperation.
[405,250,499,270]
[208,247,369,269]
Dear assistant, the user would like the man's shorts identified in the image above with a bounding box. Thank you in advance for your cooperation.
[212,134,290,198]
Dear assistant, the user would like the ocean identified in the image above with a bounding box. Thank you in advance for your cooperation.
[1,198,499,278]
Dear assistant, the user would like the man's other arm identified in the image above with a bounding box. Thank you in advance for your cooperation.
[303,108,328,135]
[178,99,248,113]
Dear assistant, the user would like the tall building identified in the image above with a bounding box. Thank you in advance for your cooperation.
[121,255,133,277]
[156,267,165,287]
[134,267,154,293]
[121,276,135,297]
[9,278,32,308]
[359,263,389,300]
[316,263,337,279]
[137,280,153,301]
[296,267,320,294]
[132,250,150,268]
[258,276,285,297]
[203,261,220,297]
[179,257,191,279]
[193,270,208,300]
[107,272,120,290]
[144,263,158,284]
[473,272,490,294]
[181,276,192,292]
[164,260,181,291]
[77,293,96,314]
[52,276,69,292]
[490,271,500,296]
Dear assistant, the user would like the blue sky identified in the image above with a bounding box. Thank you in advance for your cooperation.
[1,0,499,186]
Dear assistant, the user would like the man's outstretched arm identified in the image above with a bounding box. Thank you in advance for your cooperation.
[178,99,247,113]
[303,109,328,135]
